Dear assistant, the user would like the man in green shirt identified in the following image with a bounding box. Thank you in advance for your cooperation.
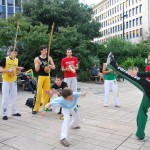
[102,63,119,107]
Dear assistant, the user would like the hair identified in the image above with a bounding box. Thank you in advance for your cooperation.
[39,45,47,51]
[66,48,72,52]
[56,74,63,80]
[10,47,18,52]
[128,66,138,71]
[62,88,73,98]
[93,64,96,66]
[148,52,150,56]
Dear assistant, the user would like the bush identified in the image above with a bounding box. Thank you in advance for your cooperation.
[78,71,89,82]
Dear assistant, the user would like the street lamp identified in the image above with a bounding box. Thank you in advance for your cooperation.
[121,1,128,39]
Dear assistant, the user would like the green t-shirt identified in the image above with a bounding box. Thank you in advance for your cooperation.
[104,66,116,80]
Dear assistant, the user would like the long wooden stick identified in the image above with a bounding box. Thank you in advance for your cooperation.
[48,22,55,64]
[13,22,19,52]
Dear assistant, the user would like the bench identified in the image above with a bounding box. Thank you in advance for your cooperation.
[89,70,99,83]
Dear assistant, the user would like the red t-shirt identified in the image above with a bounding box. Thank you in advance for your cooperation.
[61,56,78,78]
[145,65,150,80]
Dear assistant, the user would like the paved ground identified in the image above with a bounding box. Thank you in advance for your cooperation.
[0,80,150,150]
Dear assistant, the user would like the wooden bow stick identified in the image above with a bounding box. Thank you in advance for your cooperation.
[44,22,55,73]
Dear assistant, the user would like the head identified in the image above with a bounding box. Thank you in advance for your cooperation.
[10,47,18,58]
[62,88,73,101]
[55,75,63,86]
[93,64,96,67]
[40,45,47,56]
[66,48,72,58]
[128,66,138,76]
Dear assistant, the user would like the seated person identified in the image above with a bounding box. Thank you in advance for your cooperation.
[91,64,104,83]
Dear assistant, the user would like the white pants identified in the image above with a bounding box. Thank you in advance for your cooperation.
[2,81,17,116]
[61,107,80,140]
[64,77,77,92]
[104,79,119,106]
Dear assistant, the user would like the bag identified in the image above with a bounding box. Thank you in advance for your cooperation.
[25,98,35,109]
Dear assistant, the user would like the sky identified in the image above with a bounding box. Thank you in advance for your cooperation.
[79,0,101,5]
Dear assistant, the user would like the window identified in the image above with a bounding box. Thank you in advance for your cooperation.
[129,0,131,6]
[120,24,122,30]
[136,18,138,26]
[117,5,119,12]
[133,19,135,27]
[120,3,122,11]
[118,25,120,31]
[136,6,138,14]
[139,4,142,13]
[140,28,143,36]
[7,0,13,6]
[129,9,131,17]
[126,32,129,39]
[133,30,135,38]
[130,31,132,38]
[140,16,142,25]
[115,26,117,32]
[132,8,135,16]
[126,11,128,18]
[129,20,132,28]
[132,0,134,5]
[126,22,128,29]
[136,29,139,37]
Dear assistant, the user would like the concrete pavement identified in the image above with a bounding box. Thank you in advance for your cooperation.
[0,81,150,150]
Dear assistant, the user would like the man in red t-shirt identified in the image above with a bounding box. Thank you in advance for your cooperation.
[146,59,150,81]
[61,48,79,92]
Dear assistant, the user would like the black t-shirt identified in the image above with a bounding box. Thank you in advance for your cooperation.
[51,82,68,94]
[0,57,20,68]
[38,56,49,76]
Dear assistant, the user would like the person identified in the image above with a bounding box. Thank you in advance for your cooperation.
[61,48,78,92]
[107,52,150,140]
[42,88,86,147]
[145,53,150,81]
[32,45,55,114]
[0,47,23,120]
[102,63,119,107]
[91,64,104,84]
[51,74,68,115]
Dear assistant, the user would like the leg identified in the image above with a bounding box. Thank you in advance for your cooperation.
[111,80,119,106]
[61,108,70,140]
[136,94,150,140]
[70,77,77,92]
[104,80,110,106]
[2,81,10,117]
[69,107,80,128]
[64,78,71,88]
[43,76,50,110]
[10,81,17,115]
[33,76,44,112]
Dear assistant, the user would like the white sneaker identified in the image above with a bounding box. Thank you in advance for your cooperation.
[104,104,109,107]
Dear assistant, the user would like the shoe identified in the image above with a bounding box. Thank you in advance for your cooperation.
[60,115,64,120]
[60,138,70,147]
[136,136,145,142]
[2,116,8,120]
[58,111,62,114]
[12,113,21,116]
[104,104,109,107]
[73,126,80,129]
[115,105,120,108]
[32,111,37,114]
[107,52,118,68]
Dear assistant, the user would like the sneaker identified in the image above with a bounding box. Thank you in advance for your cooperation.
[2,116,8,120]
[60,138,70,147]
[136,136,145,142]
[115,105,120,108]
[73,126,80,129]
[12,113,21,116]
[58,111,62,114]
[104,104,109,107]
[32,111,37,114]
[107,52,118,69]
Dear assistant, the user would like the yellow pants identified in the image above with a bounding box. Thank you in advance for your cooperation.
[33,76,50,111]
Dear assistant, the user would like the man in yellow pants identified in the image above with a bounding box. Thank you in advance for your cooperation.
[32,45,55,114]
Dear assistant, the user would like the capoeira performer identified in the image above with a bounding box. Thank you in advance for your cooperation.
[107,52,150,140]
[42,88,86,147]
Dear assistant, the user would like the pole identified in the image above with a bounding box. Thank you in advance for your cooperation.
[123,2,125,39]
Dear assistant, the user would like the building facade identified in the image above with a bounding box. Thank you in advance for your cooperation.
[0,0,24,19]
[93,0,150,43]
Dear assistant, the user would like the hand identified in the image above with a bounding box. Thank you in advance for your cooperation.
[42,111,47,116]
[17,67,24,70]
[109,68,113,72]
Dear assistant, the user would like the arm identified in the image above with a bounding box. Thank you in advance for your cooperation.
[102,63,113,74]
[0,58,12,73]
[137,72,150,78]
[49,56,55,69]
[34,57,41,72]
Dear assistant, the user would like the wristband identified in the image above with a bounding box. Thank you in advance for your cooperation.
[44,108,49,112]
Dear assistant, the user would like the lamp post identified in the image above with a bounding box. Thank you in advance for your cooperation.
[122,1,128,39]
